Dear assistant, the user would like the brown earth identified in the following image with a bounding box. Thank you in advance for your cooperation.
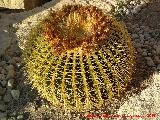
[127,0,160,29]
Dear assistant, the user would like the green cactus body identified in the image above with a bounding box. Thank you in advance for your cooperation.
[23,5,135,112]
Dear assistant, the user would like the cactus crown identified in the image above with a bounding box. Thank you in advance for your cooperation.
[42,5,112,55]
[23,4,135,112]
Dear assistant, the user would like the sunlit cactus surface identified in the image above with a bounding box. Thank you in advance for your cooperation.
[23,4,135,111]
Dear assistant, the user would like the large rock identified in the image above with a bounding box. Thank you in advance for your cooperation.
[0,0,44,10]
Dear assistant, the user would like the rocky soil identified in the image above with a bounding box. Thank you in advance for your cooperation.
[0,0,160,120]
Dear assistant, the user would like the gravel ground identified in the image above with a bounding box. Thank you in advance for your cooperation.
[0,0,160,119]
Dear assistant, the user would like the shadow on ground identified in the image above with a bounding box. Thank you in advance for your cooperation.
[1,0,159,119]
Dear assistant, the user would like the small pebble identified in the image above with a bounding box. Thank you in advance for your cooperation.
[17,115,23,120]
[145,57,155,67]
[6,71,15,79]
[12,57,21,63]
[147,52,152,56]
[0,61,7,67]
[144,33,151,39]
[142,51,147,56]
[0,112,7,118]
[157,64,160,71]
[135,43,142,48]
[3,91,12,103]
[132,34,139,39]
[0,74,5,80]
[0,79,7,87]
[0,104,6,112]
[0,117,7,120]
[137,48,143,53]
[151,50,156,55]
[11,90,20,100]
[154,56,160,64]
[138,30,143,34]
[134,5,141,13]
[8,59,16,65]
[139,34,145,40]
[0,69,6,75]
[8,117,16,120]
[7,79,14,88]
[156,45,160,55]
[6,65,16,79]
[6,65,14,72]
[140,0,147,6]
[0,87,6,96]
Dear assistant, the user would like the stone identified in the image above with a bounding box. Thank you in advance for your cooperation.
[150,38,155,42]
[0,104,6,112]
[0,69,6,75]
[0,74,5,80]
[0,117,7,120]
[135,27,140,32]
[151,50,156,55]
[6,70,15,79]
[135,43,142,48]
[132,34,139,39]
[134,5,141,13]
[149,41,154,46]
[156,45,160,55]
[142,51,147,57]
[17,115,23,120]
[157,64,160,70]
[12,57,21,63]
[0,87,6,96]
[0,67,3,73]
[9,111,17,116]
[145,57,155,67]
[147,53,152,56]
[8,59,16,65]
[3,55,11,62]
[142,44,151,49]
[7,79,14,88]
[144,27,150,32]
[8,117,16,120]
[130,1,136,5]
[0,79,7,87]
[11,90,20,100]
[144,40,149,45]
[6,65,15,79]
[0,0,44,10]
[6,65,14,72]
[139,34,145,40]
[153,44,157,49]
[16,63,21,68]
[154,56,160,64]
[140,0,147,6]
[131,5,141,14]
[157,39,160,45]
[0,112,7,118]
[125,9,130,15]
[137,48,143,53]
[0,61,7,67]
[3,91,12,103]
[144,33,151,39]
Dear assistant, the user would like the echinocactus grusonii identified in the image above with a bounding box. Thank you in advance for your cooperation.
[23,4,135,112]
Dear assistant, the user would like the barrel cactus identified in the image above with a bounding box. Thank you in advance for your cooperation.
[23,4,135,112]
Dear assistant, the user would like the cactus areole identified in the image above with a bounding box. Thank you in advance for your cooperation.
[23,5,135,112]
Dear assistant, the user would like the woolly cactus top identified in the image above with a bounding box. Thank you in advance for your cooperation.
[42,5,113,55]
[23,4,135,112]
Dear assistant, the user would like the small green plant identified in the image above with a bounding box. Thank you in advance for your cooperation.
[23,4,135,112]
